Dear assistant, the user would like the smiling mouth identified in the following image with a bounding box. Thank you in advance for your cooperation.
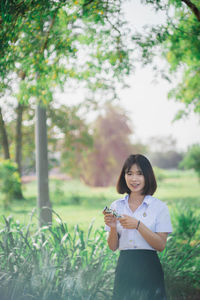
[130,183,140,188]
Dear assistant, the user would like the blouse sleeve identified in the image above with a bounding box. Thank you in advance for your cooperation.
[155,203,173,233]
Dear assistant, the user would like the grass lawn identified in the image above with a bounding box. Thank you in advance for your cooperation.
[0,169,199,230]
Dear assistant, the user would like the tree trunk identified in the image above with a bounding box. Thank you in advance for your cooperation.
[15,70,26,177]
[14,102,24,199]
[15,102,24,176]
[35,102,52,226]
[0,106,10,159]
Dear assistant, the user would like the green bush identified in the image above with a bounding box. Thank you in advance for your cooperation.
[159,235,200,300]
[0,159,22,207]
[179,144,200,179]
[153,166,167,182]
[172,204,200,240]
[159,205,200,300]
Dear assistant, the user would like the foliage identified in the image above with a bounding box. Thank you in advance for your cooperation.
[134,0,200,117]
[159,204,200,300]
[153,166,167,182]
[0,204,200,300]
[0,0,133,103]
[171,203,200,240]
[0,0,36,93]
[0,214,118,300]
[0,101,93,175]
[0,159,22,207]
[179,144,200,179]
[49,103,93,177]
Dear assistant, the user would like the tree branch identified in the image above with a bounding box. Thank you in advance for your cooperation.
[83,0,96,7]
[41,9,58,53]
[182,0,200,22]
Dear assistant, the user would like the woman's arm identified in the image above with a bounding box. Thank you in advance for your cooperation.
[137,223,168,252]
[119,215,168,252]
[107,227,119,251]
[104,214,119,251]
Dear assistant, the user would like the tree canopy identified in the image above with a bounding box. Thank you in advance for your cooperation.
[0,0,133,104]
[135,0,200,118]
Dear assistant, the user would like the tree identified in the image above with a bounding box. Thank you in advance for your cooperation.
[0,102,24,199]
[78,103,146,186]
[1,0,133,225]
[0,102,35,174]
[149,151,184,169]
[49,103,93,176]
[134,0,200,118]
[146,135,184,169]
[0,107,10,159]
[179,144,200,179]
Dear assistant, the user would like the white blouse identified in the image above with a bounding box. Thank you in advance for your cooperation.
[105,194,173,251]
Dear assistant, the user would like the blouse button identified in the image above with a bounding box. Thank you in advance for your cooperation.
[134,245,137,249]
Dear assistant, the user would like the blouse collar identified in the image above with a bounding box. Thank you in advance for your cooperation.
[123,194,153,206]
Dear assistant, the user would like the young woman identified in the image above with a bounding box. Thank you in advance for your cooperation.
[103,154,172,300]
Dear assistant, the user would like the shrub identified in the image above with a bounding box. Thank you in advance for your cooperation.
[179,144,200,180]
[159,205,200,300]
[0,159,22,207]
[153,166,167,182]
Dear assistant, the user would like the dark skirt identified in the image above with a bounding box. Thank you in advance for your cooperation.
[112,250,166,300]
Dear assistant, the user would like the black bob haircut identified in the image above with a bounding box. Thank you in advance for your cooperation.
[116,154,157,196]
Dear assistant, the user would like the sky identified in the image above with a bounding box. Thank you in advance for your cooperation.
[119,0,200,151]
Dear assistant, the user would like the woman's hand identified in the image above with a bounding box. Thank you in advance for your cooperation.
[119,214,138,229]
[103,212,117,228]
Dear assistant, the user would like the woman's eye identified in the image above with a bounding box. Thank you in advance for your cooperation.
[126,171,143,175]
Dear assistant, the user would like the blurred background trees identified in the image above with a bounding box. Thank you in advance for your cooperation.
[75,103,146,186]
[147,135,184,169]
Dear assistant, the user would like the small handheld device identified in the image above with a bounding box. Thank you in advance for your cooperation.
[103,206,122,218]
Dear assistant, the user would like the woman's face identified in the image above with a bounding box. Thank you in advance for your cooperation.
[125,163,145,194]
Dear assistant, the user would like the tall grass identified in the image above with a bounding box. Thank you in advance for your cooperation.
[0,205,200,300]
[0,212,118,300]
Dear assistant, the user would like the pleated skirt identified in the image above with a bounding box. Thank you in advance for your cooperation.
[112,250,167,300]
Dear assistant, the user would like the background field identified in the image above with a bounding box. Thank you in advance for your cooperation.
[0,169,199,231]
